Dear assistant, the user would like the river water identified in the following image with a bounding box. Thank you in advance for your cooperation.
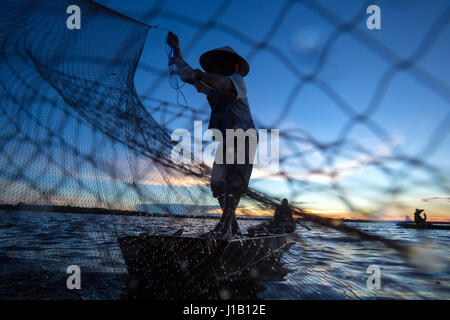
[0,210,448,299]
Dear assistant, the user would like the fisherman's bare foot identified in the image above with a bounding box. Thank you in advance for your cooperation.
[199,220,226,238]
[231,219,242,237]
[199,229,221,238]
[222,230,244,240]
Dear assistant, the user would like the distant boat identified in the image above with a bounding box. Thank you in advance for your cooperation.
[396,221,450,230]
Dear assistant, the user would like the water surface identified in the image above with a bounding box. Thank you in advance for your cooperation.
[0,210,448,299]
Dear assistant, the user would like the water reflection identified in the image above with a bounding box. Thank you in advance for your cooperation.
[1,211,449,299]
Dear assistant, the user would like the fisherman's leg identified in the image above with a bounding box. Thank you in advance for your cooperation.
[223,139,256,236]
[213,194,225,232]
[206,138,255,238]
[230,194,242,235]
[206,161,227,235]
[231,140,255,235]
[229,171,251,235]
[216,192,241,237]
[218,167,252,237]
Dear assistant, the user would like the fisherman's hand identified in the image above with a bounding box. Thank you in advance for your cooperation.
[192,69,204,81]
[168,56,183,66]
[167,31,180,50]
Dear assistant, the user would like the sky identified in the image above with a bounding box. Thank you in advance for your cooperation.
[89,0,450,221]
[2,0,448,221]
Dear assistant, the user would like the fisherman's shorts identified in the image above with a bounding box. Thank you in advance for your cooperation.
[210,134,257,197]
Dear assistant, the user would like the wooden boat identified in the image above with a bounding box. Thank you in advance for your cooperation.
[118,232,296,280]
[117,231,296,299]
[247,220,297,236]
[397,222,450,230]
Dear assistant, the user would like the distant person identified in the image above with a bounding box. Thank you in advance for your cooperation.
[413,209,427,226]
[247,198,296,235]
[268,198,295,233]
[273,198,294,225]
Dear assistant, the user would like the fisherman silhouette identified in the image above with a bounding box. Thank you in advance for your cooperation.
[273,198,294,224]
[413,209,427,226]
[167,32,256,239]
[247,198,296,236]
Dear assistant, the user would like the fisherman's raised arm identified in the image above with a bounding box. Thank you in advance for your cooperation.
[192,69,237,97]
[167,31,195,85]
[169,56,195,84]
[167,32,236,96]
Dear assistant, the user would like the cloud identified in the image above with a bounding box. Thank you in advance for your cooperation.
[70,157,209,187]
[251,137,400,184]
[422,196,450,203]
[290,201,317,205]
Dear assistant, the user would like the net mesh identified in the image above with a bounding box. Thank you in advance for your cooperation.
[0,0,449,299]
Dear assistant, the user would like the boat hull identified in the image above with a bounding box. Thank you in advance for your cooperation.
[397,222,450,230]
[117,232,296,299]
